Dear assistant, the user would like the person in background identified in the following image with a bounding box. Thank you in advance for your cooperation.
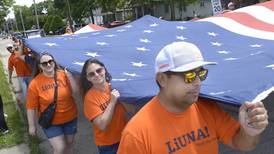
[21,43,37,75]
[0,95,9,134]
[7,44,32,100]
[227,2,236,10]
[64,27,73,35]
[27,53,78,154]
[80,58,128,154]
[118,41,268,154]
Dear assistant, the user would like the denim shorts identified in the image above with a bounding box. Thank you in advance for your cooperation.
[42,118,77,138]
[97,142,119,154]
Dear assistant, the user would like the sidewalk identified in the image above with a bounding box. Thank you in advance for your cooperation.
[0,144,29,154]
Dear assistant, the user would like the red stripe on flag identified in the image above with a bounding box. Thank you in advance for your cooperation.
[216,12,274,32]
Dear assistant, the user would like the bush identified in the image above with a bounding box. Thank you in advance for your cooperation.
[43,15,64,34]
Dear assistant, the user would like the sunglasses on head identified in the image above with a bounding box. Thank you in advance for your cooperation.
[87,67,104,78]
[166,67,208,84]
[40,59,54,67]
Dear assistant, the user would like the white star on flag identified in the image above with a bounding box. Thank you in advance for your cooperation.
[208,32,218,36]
[218,50,230,54]
[73,61,84,66]
[176,26,186,30]
[131,61,147,67]
[123,72,141,77]
[136,47,149,52]
[105,34,116,37]
[266,64,274,69]
[210,91,225,95]
[92,32,100,35]
[143,30,153,33]
[125,25,132,28]
[79,36,88,39]
[210,90,231,95]
[112,78,128,81]
[44,43,58,46]
[150,23,159,27]
[225,58,238,61]
[250,51,263,56]
[176,35,187,40]
[85,52,101,57]
[97,42,108,46]
[250,44,262,48]
[211,42,222,46]
[139,39,151,43]
[117,29,126,32]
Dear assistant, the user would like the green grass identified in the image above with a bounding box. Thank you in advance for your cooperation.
[0,61,41,154]
[0,60,25,148]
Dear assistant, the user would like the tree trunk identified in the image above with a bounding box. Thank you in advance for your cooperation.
[135,7,138,19]
[169,0,175,21]
[90,8,95,24]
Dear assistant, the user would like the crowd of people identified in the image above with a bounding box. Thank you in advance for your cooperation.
[1,35,269,154]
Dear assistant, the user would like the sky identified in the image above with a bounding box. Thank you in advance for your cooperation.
[6,0,45,19]
[15,0,46,7]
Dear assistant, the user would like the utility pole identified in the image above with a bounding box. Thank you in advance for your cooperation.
[19,8,26,31]
[66,0,74,32]
[33,0,40,29]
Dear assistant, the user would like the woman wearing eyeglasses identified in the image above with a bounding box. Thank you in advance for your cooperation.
[26,53,78,154]
[80,58,127,154]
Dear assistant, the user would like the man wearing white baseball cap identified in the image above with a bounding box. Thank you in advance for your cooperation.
[6,42,32,102]
[118,42,268,154]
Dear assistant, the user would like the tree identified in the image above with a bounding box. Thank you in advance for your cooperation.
[169,0,197,20]
[95,0,126,21]
[43,15,64,34]
[0,0,14,31]
[14,5,34,31]
[127,0,156,18]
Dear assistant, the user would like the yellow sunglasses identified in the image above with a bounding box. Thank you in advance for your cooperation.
[166,68,208,83]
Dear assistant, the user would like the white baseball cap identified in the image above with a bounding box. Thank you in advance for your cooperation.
[155,41,217,73]
[6,44,13,48]
[228,2,235,8]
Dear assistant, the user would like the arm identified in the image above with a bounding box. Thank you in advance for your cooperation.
[64,69,80,94]
[27,109,37,136]
[228,101,268,151]
[93,89,120,131]
[8,70,13,84]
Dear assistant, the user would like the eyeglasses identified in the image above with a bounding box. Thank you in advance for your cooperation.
[40,59,54,67]
[87,67,104,78]
[166,68,208,84]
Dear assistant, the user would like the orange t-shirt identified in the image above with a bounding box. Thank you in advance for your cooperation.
[8,52,31,76]
[26,70,77,125]
[84,83,127,146]
[118,97,240,154]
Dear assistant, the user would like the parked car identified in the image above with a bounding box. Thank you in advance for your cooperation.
[105,21,125,28]
[11,32,23,40]
[22,29,45,39]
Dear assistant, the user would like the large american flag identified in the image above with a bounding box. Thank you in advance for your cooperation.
[25,0,274,105]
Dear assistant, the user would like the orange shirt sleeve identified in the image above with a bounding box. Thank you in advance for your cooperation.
[84,91,104,122]
[118,132,147,154]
